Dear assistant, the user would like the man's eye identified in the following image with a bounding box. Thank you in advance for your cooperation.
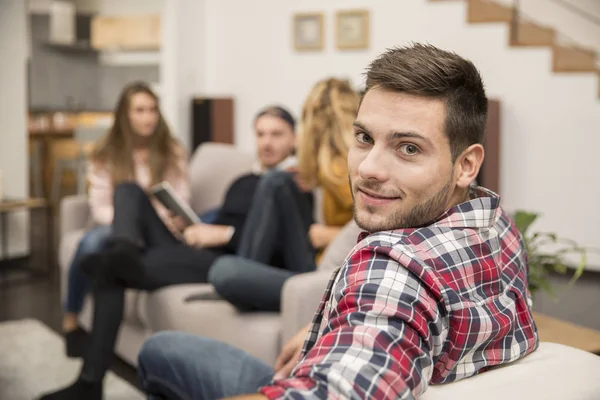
[355,132,372,144]
[399,144,419,156]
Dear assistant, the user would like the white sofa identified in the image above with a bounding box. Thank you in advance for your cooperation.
[423,342,600,399]
[58,143,357,366]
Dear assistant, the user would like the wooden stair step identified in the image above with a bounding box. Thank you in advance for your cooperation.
[468,0,514,23]
[552,45,597,72]
[510,21,555,47]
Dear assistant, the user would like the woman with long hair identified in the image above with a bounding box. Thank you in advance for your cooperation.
[38,81,207,400]
[208,77,360,312]
[62,81,189,357]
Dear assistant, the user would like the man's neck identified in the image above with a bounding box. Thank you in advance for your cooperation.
[447,186,471,210]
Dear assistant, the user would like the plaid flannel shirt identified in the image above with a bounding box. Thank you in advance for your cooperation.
[261,187,538,399]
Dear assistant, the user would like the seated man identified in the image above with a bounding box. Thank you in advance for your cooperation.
[137,43,538,400]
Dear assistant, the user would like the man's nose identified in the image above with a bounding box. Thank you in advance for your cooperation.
[358,146,390,182]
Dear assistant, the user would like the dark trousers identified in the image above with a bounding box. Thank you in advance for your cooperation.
[80,183,218,382]
[210,171,316,312]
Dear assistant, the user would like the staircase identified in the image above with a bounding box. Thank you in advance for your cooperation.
[432,0,600,99]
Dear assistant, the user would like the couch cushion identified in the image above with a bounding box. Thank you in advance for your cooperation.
[189,143,255,214]
[421,342,600,399]
[145,284,281,365]
[318,220,363,272]
[136,290,150,327]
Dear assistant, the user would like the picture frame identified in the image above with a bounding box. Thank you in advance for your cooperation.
[335,9,370,50]
[292,12,324,51]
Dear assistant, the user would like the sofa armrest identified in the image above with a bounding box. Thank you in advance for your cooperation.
[280,270,334,343]
[60,194,91,236]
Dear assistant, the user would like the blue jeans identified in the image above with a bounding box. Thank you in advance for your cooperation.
[209,255,301,312]
[209,171,316,311]
[64,225,111,314]
[138,331,274,400]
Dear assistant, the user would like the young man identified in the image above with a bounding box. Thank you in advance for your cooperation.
[137,44,538,400]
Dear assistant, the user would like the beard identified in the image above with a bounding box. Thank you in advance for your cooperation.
[351,176,453,233]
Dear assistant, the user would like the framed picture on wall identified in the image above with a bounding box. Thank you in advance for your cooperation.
[335,9,370,50]
[292,12,324,51]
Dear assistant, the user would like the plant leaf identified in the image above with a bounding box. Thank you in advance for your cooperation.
[514,210,538,236]
[568,250,587,286]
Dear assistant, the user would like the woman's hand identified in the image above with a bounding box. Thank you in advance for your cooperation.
[285,167,312,193]
[165,211,187,233]
[309,224,341,250]
[183,223,233,248]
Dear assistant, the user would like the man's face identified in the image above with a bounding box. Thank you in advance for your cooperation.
[255,115,296,169]
[348,88,457,233]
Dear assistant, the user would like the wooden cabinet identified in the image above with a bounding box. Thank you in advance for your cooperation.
[477,99,501,193]
[191,98,235,151]
[91,14,160,50]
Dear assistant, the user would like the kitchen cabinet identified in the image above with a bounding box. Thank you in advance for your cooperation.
[91,14,160,50]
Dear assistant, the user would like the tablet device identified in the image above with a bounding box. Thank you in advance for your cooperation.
[150,181,200,227]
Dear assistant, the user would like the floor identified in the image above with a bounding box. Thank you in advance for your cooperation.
[0,259,140,389]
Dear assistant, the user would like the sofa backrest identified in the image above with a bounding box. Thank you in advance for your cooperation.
[318,220,363,272]
[188,143,255,213]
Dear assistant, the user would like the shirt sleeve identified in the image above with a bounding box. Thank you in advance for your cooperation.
[87,161,114,225]
[260,246,444,399]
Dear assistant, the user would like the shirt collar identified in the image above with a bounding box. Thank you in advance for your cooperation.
[429,186,500,230]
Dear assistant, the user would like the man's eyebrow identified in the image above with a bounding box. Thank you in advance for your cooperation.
[352,121,369,132]
[387,131,433,146]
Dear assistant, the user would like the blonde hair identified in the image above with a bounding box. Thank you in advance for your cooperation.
[91,81,182,185]
[297,78,360,188]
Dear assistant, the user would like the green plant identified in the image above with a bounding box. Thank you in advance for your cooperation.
[513,210,587,297]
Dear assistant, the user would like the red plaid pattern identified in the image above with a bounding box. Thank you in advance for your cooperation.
[261,187,538,399]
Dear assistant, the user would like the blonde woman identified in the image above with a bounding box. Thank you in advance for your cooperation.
[208,77,360,312]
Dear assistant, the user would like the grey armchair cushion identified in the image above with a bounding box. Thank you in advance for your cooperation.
[145,284,281,365]
[281,270,333,343]
[421,343,600,399]
[280,221,362,341]
[188,143,255,214]
[318,220,363,272]
[59,194,90,236]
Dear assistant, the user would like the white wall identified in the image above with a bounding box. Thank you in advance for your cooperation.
[160,0,207,148]
[76,0,163,15]
[198,0,600,267]
[0,0,29,258]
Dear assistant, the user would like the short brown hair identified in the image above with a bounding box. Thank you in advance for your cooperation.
[365,43,488,161]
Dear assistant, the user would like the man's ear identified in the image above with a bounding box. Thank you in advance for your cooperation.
[455,144,484,189]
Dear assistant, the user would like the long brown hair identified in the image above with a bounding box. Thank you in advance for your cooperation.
[297,78,360,188]
[91,81,182,185]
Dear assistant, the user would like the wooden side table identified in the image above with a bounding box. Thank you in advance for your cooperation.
[533,312,600,354]
[0,198,54,282]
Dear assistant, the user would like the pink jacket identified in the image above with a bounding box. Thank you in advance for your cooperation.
[87,148,191,226]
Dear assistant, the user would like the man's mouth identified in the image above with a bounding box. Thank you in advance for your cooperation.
[357,188,401,206]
